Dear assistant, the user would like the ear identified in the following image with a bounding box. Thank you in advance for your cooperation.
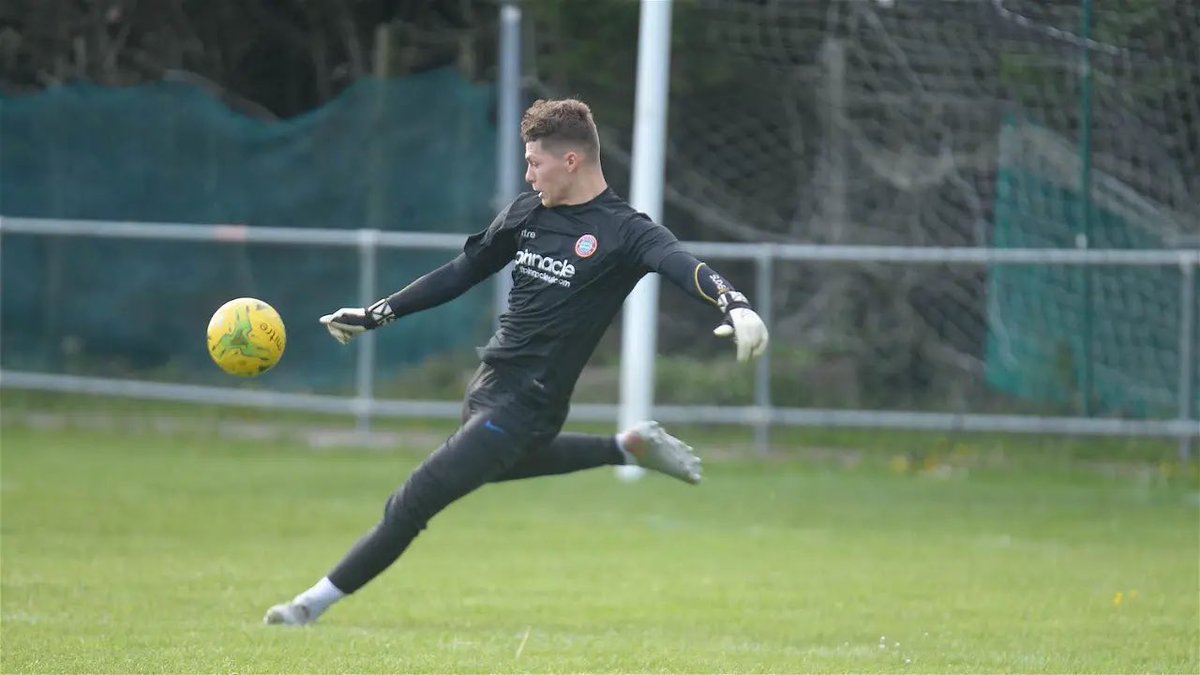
[564,150,581,172]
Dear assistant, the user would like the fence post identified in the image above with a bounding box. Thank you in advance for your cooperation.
[356,229,380,435]
[754,247,774,455]
[1179,256,1197,462]
[1077,0,1095,417]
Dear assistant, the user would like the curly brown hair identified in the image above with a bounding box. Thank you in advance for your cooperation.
[520,98,600,161]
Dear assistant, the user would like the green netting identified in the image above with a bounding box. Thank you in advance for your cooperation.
[0,69,498,391]
[986,119,1198,417]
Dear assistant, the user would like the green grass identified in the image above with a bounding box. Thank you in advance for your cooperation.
[2,416,1198,673]
[3,389,1191,468]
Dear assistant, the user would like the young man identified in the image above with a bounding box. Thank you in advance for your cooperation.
[264,99,768,626]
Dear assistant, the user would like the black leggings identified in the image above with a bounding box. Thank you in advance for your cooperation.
[327,364,622,593]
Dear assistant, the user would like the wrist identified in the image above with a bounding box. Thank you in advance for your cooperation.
[717,291,752,314]
[365,298,397,329]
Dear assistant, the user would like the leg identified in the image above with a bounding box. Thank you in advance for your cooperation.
[265,410,539,626]
[491,432,624,482]
[492,422,704,485]
[327,413,534,593]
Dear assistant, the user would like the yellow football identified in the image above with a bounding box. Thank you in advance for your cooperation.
[206,297,286,377]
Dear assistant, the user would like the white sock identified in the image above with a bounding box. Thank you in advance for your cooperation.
[615,432,639,465]
[294,577,346,617]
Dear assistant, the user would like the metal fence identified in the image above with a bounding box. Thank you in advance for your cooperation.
[2,216,1196,457]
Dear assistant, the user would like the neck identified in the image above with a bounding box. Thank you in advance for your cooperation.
[560,167,608,206]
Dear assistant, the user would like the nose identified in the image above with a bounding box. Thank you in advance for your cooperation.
[525,165,535,185]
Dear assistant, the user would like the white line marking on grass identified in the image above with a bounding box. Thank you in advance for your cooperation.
[515,626,531,658]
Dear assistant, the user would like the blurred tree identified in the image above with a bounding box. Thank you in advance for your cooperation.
[0,0,498,118]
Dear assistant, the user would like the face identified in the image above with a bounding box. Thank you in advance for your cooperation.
[525,140,580,206]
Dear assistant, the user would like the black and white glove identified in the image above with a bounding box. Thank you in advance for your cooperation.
[712,292,769,362]
[319,298,396,345]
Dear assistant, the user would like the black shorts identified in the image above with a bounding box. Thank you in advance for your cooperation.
[461,362,569,445]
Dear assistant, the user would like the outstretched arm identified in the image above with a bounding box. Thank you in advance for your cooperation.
[381,254,490,316]
[322,196,531,344]
[320,253,492,344]
[654,251,770,362]
[623,215,769,362]
[655,250,746,311]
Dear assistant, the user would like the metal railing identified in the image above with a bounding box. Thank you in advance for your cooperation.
[2,216,1197,458]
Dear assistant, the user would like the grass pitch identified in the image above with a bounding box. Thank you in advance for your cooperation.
[1,415,1197,673]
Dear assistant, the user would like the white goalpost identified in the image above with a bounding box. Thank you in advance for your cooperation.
[616,0,674,481]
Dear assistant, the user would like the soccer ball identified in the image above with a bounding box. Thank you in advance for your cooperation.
[206,297,286,377]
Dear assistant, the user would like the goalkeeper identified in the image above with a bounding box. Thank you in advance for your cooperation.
[265,98,768,626]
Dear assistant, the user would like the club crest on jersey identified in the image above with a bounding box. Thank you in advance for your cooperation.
[575,234,598,258]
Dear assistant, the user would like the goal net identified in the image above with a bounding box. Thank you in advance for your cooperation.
[528,0,1199,416]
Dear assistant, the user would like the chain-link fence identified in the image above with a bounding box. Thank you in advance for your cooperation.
[523,0,1199,420]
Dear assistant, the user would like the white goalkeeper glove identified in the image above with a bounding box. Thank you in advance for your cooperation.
[713,297,769,362]
[319,298,395,345]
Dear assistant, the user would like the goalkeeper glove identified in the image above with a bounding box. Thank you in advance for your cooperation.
[712,292,769,362]
[319,298,396,345]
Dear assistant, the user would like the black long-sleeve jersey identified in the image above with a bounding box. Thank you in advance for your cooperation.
[382,188,751,406]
